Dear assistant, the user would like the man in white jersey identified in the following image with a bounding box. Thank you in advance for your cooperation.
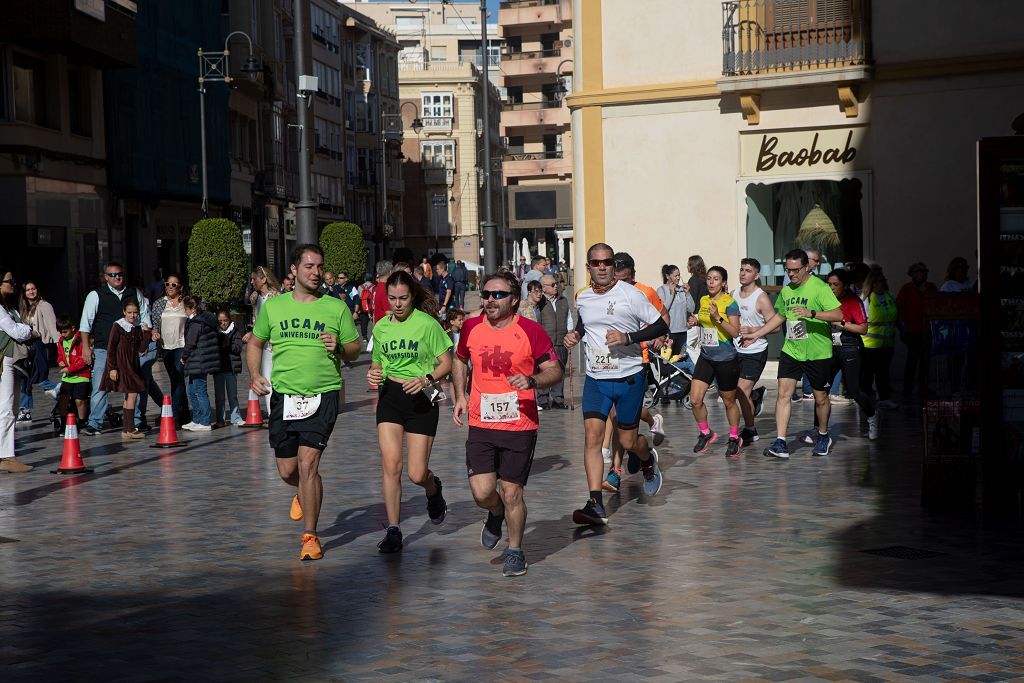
[564,243,669,526]
[733,257,778,445]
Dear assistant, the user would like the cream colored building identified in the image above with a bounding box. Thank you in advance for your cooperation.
[499,0,574,270]
[568,0,1024,289]
[343,0,505,264]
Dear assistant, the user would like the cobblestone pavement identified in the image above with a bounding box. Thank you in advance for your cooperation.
[1,357,1022,681]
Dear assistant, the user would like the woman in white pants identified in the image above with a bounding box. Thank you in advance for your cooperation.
[0,270,37,473]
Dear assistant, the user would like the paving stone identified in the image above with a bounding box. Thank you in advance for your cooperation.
[0,362,1022,679]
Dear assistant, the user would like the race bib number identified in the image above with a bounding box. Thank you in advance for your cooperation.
[283,393,321,421]
[700,327,719,348]
[587,346,620,372]
[786,320,808,341]
[832,332,843,347]
[480,391,520,423]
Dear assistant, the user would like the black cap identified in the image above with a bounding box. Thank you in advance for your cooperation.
[613,252,634,271]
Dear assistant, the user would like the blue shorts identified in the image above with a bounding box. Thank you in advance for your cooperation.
[582,371,646,429]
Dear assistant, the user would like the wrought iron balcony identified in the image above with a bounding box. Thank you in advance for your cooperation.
[722,0,870,76]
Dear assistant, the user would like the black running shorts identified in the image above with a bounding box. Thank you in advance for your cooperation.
[737,349,769,382]
[269,389,340,458]
[465,426,538,486]
[376,379,440,436]
[692,355,741,392]
[777,352,833,392]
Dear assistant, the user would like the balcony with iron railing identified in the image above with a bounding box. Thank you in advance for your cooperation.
[501,47,568,79]
[502,150,570,178]
[499,0,563,32]
[721,0,870,79]
[501,100,569,129]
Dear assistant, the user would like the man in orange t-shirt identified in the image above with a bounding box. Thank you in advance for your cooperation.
[452,271,563,578]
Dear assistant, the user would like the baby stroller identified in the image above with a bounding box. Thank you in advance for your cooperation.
[646,352,694,409]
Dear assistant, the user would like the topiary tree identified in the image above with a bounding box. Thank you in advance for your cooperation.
[320,221,367,278]
[187,218,250,307]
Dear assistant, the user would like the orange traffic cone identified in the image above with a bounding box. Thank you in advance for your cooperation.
[240,384,265,428]
[52,414,93,474]
[150,395,186,448]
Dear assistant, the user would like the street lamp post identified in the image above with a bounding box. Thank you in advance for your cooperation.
[293,0,317,245]
[197,31,262,217]
[478,0,497,275]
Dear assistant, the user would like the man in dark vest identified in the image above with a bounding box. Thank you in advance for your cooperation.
[79,262,152,435]
[538,274,571,409]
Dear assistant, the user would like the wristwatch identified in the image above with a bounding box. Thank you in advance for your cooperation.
[810,310,817,319]
[425,373,436,384]
[527,376,537,389]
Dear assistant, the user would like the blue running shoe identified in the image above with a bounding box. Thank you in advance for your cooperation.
[813,432,833,457]
[763,438,790,459]
[502,549,528,577]
[625,450,642,474]
[641,449,662,496]
[572,498,608,526]
[602,467,621,492]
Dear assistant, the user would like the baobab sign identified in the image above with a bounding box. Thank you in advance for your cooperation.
[741,126,866,177]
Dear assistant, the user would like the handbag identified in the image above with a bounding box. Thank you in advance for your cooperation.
[11,339,34,381]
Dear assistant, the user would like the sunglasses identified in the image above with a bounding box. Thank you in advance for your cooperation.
[0,278,15,285]
[480,290,514,300]
[165,282,180,288]
[588,258,615,268]
[106,272,124,278]
[784,267,806,274]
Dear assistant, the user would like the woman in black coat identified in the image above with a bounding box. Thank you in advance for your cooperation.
[213,309,245,426]
[181,296,220,430]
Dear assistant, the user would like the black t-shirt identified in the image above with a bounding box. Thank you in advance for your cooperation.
[687,275,708,303]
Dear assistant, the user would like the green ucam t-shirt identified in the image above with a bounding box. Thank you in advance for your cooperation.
[252,292,359,395]
[371,308,453,380]
[775,275,841,361]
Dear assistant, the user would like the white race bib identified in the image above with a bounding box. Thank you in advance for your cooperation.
[480,391,520,423]
[786,320,808,341]
[700,327,719,348]
[832,332,843,347]
[587,346,620,372]
[283,393,321,421]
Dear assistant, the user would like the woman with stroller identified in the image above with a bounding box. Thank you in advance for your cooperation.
[656,265,694,361]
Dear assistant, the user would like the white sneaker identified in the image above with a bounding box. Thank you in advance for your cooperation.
[601,447,612,465]
[650,413,665,446]
[181,422,197,431]
[233,419,247,427]
[829,395,852,406]
[45,387,60,400]
[867,414,879,440]
[182,423,212,432]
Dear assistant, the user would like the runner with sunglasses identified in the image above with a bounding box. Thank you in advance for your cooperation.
[740,249,843,458]
[452,272,562,577]
[368,270,453,554]
[564,244,669,526]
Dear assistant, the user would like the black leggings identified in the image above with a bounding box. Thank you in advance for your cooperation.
[816,346,876,426]
[861,346,895,401]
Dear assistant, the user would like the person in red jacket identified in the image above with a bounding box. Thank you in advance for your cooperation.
[55,316,92,422]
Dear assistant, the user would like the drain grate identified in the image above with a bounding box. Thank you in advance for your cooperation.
[861,545,946,560]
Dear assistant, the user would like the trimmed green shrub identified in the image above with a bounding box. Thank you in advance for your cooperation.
[187,218,249,307]
[320,221,367,278]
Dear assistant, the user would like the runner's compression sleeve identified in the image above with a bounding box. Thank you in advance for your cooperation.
[625,319,669,345]
[574,315,585,337]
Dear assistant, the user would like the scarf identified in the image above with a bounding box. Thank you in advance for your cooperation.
[219,322,235,335]
[591,279,618,295]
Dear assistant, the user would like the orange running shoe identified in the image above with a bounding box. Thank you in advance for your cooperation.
[299,533,322,561]
[290,494,303,521]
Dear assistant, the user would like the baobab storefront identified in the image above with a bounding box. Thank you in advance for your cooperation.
[736,125,871,287]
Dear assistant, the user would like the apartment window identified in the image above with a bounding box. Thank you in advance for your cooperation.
[395,14,424,28]
[488,45,501,66]
[422,93,453,119]
[421,140,455,169]
[67,66,92,137]
[506,136,524,155]
[12,52,51,128]
[399,40,425,64]
[430,45,448,63]
[346,144,356,178]
[313,60,340,98]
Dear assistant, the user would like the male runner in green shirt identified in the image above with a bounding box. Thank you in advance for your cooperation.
[248,244,361,560]
[741,248,842,458]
